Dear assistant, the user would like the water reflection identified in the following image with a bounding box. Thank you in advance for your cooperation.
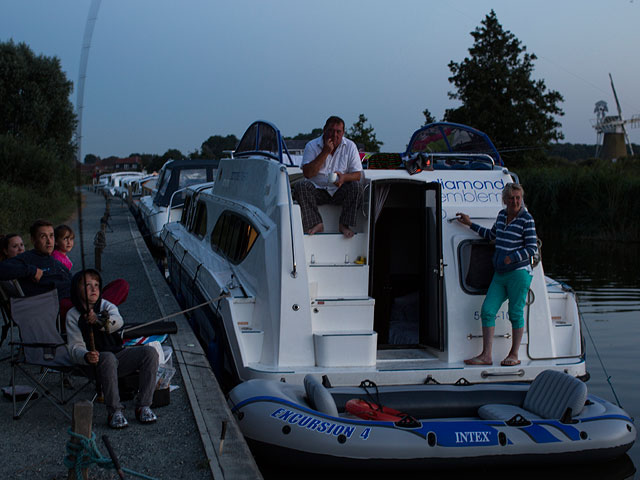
[261,453,636,480]
[544,237,640,475]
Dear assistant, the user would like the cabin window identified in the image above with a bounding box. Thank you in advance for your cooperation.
[178,168,207,189]
[210,211,259,264]
[458,240,495,294]
[158,170,172,197]
[180,195,192,226]
[193,202,208,238]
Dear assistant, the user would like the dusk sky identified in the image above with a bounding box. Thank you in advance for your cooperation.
[2,1,639,159]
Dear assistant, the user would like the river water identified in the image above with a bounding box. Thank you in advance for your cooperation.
[265,238,640,480]
[541,238,640,478]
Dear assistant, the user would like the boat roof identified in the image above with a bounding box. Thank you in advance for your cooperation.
[162,158,220,170]
[405,122,503,166]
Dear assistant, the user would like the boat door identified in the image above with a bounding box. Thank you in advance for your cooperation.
[369,180,444,350]
[422,182,444,350]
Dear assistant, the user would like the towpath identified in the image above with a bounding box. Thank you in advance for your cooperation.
[0,188,261,479]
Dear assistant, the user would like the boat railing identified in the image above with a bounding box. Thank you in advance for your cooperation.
[446,216,496,223]
[282,166,297,278]
[424,152,495,168]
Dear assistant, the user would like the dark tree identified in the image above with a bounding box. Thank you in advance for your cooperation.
[0,40,76,232]
[422,108,436,125]
[200,134,239,159]
[161,148,186,162]
[0,40,76,161]
[444,10,564,162]
[285,128,323,141]
[348,114,383,152]
[84,153,100,164]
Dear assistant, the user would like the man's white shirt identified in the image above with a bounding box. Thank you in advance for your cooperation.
[301,136,362,196]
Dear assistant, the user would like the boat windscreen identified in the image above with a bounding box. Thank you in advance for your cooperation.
[235,121,282,161]
[407,124,502,166]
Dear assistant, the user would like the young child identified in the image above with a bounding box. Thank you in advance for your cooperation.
[65,268,159,429]
[52,225,74,271]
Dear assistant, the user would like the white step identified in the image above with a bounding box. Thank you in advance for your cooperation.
[239,329,263,364]
[313,330,377,367]
[303,232,367,265]
[311,296,375,332]
[307,264,369,298]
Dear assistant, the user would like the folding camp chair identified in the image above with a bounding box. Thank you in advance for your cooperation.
[0,280,24,363]
[9,289,93,420]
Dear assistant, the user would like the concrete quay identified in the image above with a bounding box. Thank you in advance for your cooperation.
[0,188,262,479]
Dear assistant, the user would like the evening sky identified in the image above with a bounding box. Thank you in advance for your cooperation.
[1,0,639,158]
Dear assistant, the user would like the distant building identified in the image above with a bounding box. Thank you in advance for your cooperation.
[77,155,142,177]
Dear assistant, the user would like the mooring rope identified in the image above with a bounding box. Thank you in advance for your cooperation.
[123,291,230,334]
[571,286,623,408]
[64,429,158,480]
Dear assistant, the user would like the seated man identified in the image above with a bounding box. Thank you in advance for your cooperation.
[66,268,159,429]
[294,116,363,238]
[0,219,71,299]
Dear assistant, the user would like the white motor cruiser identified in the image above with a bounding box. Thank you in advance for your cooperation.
[138,158,218,248]
[161,120,587,389]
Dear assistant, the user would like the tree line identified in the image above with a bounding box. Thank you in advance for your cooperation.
[84,113,384,173]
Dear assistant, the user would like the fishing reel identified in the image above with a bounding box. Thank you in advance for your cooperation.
[96,310,110,328]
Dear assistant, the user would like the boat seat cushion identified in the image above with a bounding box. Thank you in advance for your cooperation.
[479,370,587,421]
[523,370,587,419]
[478,404,542,421]
[304,374,338,417]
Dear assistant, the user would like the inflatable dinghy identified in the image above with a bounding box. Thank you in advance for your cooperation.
[229,370,635,470]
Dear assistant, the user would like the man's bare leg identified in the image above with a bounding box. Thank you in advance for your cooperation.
[339,223,355,238]
[307,223,324,235]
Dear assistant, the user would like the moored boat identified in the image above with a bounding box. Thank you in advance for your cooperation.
[139,158,218,249]
[161,120,586,388]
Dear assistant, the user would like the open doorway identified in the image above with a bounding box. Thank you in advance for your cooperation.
[369,180,443,350]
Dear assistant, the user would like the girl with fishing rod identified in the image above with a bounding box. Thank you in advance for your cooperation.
[65,268,159,429]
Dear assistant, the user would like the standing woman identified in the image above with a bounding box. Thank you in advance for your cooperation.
[456,183,538,366]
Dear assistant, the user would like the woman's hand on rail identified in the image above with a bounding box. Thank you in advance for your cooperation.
[455,212,472,226]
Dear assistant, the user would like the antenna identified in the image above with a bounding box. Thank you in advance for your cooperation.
[75,0,103,165]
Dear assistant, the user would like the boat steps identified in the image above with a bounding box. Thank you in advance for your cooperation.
[302,232,367,265]
[304,230,369,298]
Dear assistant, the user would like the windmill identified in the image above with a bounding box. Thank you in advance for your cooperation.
[591,73,640,160]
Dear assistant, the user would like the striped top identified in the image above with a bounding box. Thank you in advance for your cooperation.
[471,208,538,273]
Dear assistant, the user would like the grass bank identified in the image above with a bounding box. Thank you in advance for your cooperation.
[0,181,77,247]
[517,159,640,242]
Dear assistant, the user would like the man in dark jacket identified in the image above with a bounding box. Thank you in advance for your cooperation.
[0,219,71,299]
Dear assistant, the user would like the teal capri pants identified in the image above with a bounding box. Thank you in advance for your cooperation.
[481,269,533,329]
